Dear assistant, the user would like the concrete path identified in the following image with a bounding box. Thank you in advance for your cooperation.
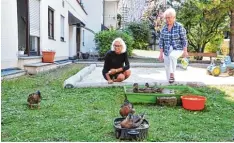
[64,63,234,88]
[63,49,234,88]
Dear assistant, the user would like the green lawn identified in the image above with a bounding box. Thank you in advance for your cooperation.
[1,64,234,142]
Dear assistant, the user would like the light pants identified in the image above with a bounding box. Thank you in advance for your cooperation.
[164,46,183,81]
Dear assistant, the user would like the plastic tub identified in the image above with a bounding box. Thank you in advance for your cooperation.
[181,95,206,111]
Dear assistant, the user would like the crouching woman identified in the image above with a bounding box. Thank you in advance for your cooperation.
[102,37,131,84]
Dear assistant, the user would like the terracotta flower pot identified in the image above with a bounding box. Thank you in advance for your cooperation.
[42,51,56,63]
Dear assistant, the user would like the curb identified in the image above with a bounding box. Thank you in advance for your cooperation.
[72,81,207,88]
[64,64,96,88]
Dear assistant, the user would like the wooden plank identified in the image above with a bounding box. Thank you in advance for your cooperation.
[188,52,217,57]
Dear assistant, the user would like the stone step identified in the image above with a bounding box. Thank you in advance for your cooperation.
[18,56,42,69]
[1,68,26,80]
[24,62,57,75]
[24,60,73,75]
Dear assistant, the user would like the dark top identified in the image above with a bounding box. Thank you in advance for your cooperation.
[102,50,130,74]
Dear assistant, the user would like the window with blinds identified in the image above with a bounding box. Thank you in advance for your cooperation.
[29,0,40,37]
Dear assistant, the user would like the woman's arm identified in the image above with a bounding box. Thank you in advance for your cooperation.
[103,51,111,71]
[180,26,188,57]
[123,52,130,71]
[103,51,114,83]
[179,26,188,50]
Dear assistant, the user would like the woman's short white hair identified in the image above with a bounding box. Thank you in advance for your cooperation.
[111,37,127,53]
[164,8,176,18]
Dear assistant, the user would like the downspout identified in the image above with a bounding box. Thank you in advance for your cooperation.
[26,0,30,56]
[103,0,105,26]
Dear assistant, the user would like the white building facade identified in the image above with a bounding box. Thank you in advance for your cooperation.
[1,0,88,69]
[118,0,146,28]
[82,0,104,54]
[103,0,120,29]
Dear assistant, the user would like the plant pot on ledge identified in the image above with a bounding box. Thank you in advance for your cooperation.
[82,52,90,59]
[42,51,56,63]
[18,51,24,56]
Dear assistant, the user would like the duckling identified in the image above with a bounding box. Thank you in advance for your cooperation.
[133,83,139,93]
[120,113,145,129]
[27,91,41,109]
[154,87,164,93]
[145,83,150,88]
[119,99,135,117]
[143,83,156,93]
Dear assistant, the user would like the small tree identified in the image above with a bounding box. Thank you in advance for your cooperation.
[177,0,229,59]
[117,14,122,29]
[125,21,151,50]
[230,10,234,61]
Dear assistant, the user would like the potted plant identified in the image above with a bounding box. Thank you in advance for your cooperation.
[82,52,90,59]
[42,48,56,63]
[18,46,25,56]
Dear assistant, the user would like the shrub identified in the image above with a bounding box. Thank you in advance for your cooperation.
[94,30,134,57]
[204,33,224,53]
[125,21,151,50]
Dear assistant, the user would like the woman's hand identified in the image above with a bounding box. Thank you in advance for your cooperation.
[158,53,164,62]
[182,50,188,58]
[109,69,118,75]
[108,80,114,84]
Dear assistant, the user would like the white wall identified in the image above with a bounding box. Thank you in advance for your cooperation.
[69,25,76,56]
[40,0,87,60]
[82,0,103,53]
[1,0,18,69]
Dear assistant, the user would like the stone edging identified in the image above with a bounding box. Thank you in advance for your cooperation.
[64,64,96,88]
[72,81,208,88]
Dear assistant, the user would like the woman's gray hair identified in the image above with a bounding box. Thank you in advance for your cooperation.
[111,37,127,53]
[164,8,176,17]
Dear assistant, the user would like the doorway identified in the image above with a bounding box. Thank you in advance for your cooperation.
[77,28,81,58]
[17,0,28,55]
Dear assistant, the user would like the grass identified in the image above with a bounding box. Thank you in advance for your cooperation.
[1,64,234,142]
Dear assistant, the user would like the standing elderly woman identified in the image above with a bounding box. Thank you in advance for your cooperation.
[102,37,131,84]
[158,8,188,83]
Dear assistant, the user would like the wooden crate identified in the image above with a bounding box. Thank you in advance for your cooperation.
[156,96,177,106]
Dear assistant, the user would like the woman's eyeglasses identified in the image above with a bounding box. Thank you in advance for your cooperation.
[114,44,122,48]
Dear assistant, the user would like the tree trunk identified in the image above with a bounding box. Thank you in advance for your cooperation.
[230,10,234,62]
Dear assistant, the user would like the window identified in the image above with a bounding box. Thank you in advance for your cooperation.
[60,15,65,41]
[30,36,40,56]
[48,7,54,39]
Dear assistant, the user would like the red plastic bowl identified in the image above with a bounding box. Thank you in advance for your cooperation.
[181,95,207,111]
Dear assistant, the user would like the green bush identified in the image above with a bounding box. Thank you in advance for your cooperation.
[94,30,134,57]
[125,21,151,50]
[204,32,224,53]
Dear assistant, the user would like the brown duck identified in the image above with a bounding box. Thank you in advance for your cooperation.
[119,99,135,117]
[27,91,42,109]
[120,113,145,129]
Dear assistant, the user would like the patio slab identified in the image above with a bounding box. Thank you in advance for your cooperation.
[64,63,234,88]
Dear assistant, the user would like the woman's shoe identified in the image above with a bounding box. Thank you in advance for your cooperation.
[169,77,175,84]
